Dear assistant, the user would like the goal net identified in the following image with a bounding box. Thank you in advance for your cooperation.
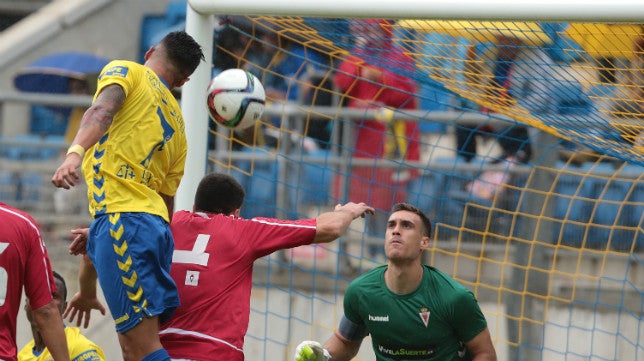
[182,3,644,361]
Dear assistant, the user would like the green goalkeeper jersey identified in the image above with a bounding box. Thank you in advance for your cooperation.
[343,265,487,361]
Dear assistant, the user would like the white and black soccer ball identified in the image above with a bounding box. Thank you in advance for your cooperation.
[206,68,266,130]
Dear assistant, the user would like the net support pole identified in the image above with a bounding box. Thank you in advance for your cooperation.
[176,4,213,211]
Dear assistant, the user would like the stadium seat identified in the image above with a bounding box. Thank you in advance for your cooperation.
[231,147,279,219]
[0,171,19,203]
[413,156,482,240]
[43,135,66,158]
[552,163,595,247]
[550,78,592,116]
[405,31,469,134]
[587,175,635,250]
[287,149,332,210]
[164,0,187,26]
[622,163,644,250]
[406,169,445,220]
[0,135,9,159]
[445,158,528,238]
[416,82,451,134]
[3,134,58,161]
[631,187,644,251]
[17,172,46,211]
[30,105,69,137]
[587,82,620,109]
[139,1,187,62]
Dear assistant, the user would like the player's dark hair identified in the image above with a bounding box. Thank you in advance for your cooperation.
[391,203,432,237]
[160,31,205,79]
[195,173,245,215]
[52,271,67,301]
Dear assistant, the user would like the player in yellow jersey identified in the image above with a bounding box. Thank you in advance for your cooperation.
[18,271,105,361]
[51,31,204,361]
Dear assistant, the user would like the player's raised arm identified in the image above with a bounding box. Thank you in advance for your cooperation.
[52,83,125,189]
[313,202,375,243]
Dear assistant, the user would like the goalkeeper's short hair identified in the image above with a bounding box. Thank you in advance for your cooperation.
[391,202,432,237]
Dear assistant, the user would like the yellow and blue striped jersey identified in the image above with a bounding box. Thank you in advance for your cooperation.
[82,60,187,222]
[18,326,106,361]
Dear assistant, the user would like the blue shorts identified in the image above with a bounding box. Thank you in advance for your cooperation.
[88,212,179,334]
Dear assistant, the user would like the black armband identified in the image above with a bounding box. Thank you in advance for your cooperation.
[338,315,368,341]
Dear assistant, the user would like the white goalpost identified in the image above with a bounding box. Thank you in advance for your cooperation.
[175,2,644,361]
[176,0,644,211]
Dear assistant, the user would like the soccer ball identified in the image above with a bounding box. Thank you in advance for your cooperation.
[206,68,266,129]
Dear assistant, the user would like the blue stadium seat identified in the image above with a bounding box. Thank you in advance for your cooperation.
[0,171,19,203]
[552,163,595,247]
[139,1,187,62]
[288,149,332,209]
[416,82,451,134]
[164,0,187,26]
[406,169,445,220]
[550,79,592,116]
[3,135,34,160]
[587,83,619,105]
[444,158,528,238]
[622,163,644,250]
[43,135,66,158]
[231,147,279,219]
[17,172,44,210]
[140,15,169,62]
[30,105,69,136]
[408,157,482,239]
[408,31,469,134]
[0,135,9,159]
[3,134,59,161]
[587,173,636,250]
[438,157,485,220]
[631,186,644,251]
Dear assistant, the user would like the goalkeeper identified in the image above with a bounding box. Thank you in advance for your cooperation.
[295,203,497,361]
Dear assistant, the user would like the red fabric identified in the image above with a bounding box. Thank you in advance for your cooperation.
[0,203,56,361]
[161,210,317,361]
[364,18,394,39]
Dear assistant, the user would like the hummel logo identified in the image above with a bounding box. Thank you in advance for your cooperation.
[368,314,389,322]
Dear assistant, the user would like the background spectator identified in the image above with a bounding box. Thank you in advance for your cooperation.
[333,18,421,260]
[456,36,534,164]
[245,33,332,148]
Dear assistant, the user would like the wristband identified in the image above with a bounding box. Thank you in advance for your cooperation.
[66,144,86,158]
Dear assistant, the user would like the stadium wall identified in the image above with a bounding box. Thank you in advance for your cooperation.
[0,0,171,136]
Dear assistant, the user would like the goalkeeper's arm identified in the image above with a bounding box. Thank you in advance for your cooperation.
[295,316,366,361]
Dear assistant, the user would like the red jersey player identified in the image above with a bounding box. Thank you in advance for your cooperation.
[0,202,70,361]
[159,173,373,360]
